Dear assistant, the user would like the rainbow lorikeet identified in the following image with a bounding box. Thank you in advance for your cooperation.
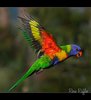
[8,14,83,92]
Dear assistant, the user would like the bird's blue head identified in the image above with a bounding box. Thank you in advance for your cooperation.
[69,44,83,58]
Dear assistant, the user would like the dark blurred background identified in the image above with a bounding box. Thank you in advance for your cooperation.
[0,7,90,93]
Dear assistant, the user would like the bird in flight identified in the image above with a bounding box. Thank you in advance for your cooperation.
[8,14,83,92]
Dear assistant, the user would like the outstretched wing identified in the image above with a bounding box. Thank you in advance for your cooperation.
[18,14,62,59]
[18,15,43,53]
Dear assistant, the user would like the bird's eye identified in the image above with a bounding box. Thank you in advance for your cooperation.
[76,48,79,51]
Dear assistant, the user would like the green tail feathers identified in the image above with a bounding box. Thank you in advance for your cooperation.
[8,65,35,92]
[8,55,51,92]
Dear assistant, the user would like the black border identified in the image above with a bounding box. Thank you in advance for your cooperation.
[0,0,91,7]
[0,93,89,98]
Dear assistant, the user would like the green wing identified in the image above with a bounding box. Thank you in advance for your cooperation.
[8,55,52,92]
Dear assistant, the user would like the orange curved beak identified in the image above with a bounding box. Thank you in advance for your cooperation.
[76,51,83,58]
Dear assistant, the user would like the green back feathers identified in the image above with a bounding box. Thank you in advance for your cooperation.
[32,55,51,70]
[60,45,71,54]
